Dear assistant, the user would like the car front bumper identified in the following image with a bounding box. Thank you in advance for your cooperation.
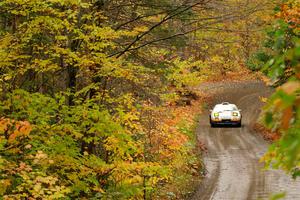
[211,118,241,125]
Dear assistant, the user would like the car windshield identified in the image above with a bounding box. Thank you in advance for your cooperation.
[214,105,238,112]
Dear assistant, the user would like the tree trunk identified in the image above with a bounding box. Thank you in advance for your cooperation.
[67,66,77,106]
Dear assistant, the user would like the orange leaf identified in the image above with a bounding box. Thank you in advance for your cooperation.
[281,107,293,130]
[279,81,300,95]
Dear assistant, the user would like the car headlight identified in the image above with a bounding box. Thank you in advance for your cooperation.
[232,112,238,116]
[214,113,219,117]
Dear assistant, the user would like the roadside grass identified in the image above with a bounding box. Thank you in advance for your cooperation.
[165,116,204,199]
[208,66,263,82]
[156,96,205,199]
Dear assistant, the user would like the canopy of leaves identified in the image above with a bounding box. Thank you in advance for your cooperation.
[257,0,300,178]
[0,0,271,198]
[0,0,206,198]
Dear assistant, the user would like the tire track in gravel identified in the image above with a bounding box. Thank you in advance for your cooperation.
[191,80,300,200]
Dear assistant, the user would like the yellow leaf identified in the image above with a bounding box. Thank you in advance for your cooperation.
[279,81,300,94]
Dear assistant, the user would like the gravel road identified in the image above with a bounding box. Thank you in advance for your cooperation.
[191,80,300,200]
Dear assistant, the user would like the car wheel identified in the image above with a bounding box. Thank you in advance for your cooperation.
[211,123,215,128]
[237,122,242,127]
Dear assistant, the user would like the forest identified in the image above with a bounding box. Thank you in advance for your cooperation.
[0,0,299,199]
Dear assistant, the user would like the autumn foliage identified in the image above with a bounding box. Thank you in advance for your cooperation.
[255,0,300,178]
[0,118,32,143]
[0,0,274,198]
[277,2,300,30]
[0,0,206,198]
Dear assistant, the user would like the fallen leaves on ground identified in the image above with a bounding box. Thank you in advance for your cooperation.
[252,123,281,142]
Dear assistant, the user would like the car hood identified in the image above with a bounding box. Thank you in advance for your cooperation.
[219,111,233,118]
[212,110,240,118]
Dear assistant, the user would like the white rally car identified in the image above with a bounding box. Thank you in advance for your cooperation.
[209,102,242,127]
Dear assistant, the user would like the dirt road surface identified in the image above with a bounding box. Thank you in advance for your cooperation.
[191,80,300,200]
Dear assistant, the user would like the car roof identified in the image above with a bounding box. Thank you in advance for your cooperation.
[213,103,238,111]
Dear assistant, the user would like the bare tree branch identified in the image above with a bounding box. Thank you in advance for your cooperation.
[114,11,166,30]
[114,0,195,30]
[110,0,209,58]
[108,1,268,58]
